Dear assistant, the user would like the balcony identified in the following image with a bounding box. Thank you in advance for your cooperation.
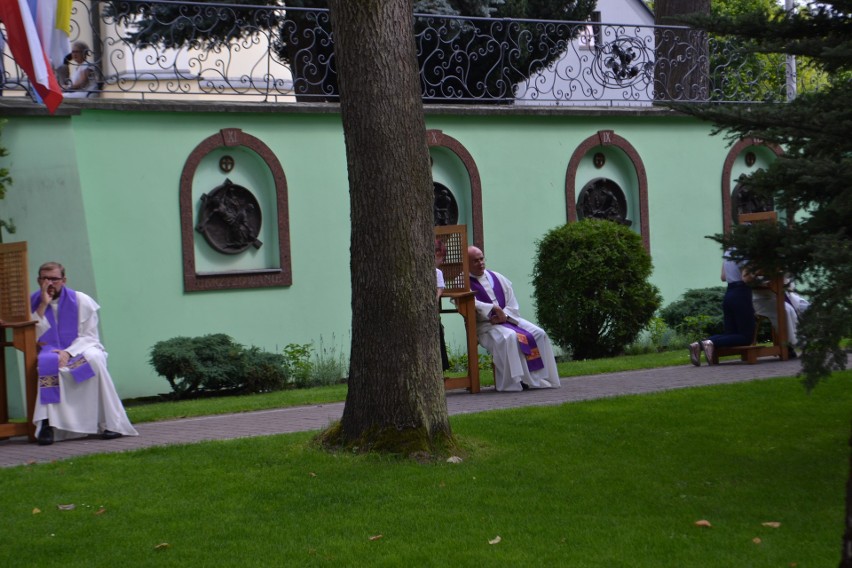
[0,0,810,107]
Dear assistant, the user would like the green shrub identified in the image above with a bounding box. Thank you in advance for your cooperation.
[282,338,348,388]
[243,347,289,393]
[446,346,493,373]
[150,334,286,398]
[532,220,662,359]
[659,287,726,336]
[282,343,314,388]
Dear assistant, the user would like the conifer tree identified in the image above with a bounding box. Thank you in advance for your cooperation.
[676,1,851,387]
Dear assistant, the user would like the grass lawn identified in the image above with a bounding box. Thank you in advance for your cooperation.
[125,350,689,424]
[1,370,848,567]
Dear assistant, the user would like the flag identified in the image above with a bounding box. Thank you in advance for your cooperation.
[35,0,71,68]
[0,0,63,113]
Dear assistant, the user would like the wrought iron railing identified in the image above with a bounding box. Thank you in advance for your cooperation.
[0,0,809,106]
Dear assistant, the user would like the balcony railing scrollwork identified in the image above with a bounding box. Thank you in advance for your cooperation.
[0,0,812,106]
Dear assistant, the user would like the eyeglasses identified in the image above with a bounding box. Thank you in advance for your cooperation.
[39,276,64,283]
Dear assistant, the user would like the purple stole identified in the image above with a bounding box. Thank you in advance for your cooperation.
[470,271,544,372]
[30,287,95,404]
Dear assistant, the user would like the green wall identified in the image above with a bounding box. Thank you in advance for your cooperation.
[1,105,746,406]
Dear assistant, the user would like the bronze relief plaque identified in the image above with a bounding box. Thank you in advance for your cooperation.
[196,178,263,254]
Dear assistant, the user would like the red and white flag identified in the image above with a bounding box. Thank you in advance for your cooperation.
[0,0,63,113]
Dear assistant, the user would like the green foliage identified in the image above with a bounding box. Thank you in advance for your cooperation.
[446,345,493,373]
[282,343,314,387]
[149,333,286,398]
[679,315,719,343]
[676,0,852,386]
[532,219,662,359]
[659,286,726,337]
[282,337,348,389]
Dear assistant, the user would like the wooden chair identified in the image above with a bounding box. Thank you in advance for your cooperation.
[0,242,38,441]
[435,225,480,393]
[712,211,789,364]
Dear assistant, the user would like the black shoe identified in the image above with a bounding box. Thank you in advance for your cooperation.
[101,430,123,440]
[788,348,798,359]
[37,420,54,446]
[521,382,530,391]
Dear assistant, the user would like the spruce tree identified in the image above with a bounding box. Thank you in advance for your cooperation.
[675,1,851,387]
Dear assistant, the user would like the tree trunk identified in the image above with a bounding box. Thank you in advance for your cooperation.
[654,0,711,101]
[325,0,453,453]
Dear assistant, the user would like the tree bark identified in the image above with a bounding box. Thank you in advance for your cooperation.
[654,0,711,101]
[325,0,453,452]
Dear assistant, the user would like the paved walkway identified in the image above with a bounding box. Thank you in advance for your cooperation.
[0,356,821,468]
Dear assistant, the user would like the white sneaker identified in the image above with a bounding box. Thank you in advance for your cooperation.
[701,340,715,365]
[689,342,701,366]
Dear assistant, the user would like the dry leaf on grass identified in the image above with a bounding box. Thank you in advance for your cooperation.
[32,508,41,515]
[752,537,762,544]
[309,472,317,477]
[369,535,383,541]
[762,521,781,528]
[446,456,463,464]
[488,536,502,545]
[94,507,107,515]
[154,543,170,550]
[57,504,76,511]
[694,520,712,528]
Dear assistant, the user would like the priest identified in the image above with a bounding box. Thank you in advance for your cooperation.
[467,246,561,392]
[31,262,138,445]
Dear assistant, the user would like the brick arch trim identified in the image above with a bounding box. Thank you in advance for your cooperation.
[180,128,291,291]
[721,137,784,234]
[565,130,650,251]
[427,129,484,251]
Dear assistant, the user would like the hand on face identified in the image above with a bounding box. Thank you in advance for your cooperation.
[38,270,65,305]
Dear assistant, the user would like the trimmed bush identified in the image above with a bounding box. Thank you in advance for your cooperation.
[532,219,662,359]
[659,287,726,338]
[150,333,286,398]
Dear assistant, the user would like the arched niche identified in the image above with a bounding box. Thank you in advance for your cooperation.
[180,128,291,291]
[426,129,483,250]
[565,130,650,251]
[721,137,784,234]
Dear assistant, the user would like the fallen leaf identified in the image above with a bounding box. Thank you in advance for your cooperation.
[309,472,317,477]
[762,521,781,528]
[154,543,170,550]
[57,504,76,511]
[694,520,712,528]
[752,537,762,545]
[94,507,107,515]
[369,535,383,541]
[32,508,41,515]
[489,536,502,545]
[446,456,463,464]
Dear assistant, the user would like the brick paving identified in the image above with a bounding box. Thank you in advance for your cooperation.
[0,355,828,468]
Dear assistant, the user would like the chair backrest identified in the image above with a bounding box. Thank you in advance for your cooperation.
[434,225,469,293]
[0,242,31,323]
[739,211,777,224]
